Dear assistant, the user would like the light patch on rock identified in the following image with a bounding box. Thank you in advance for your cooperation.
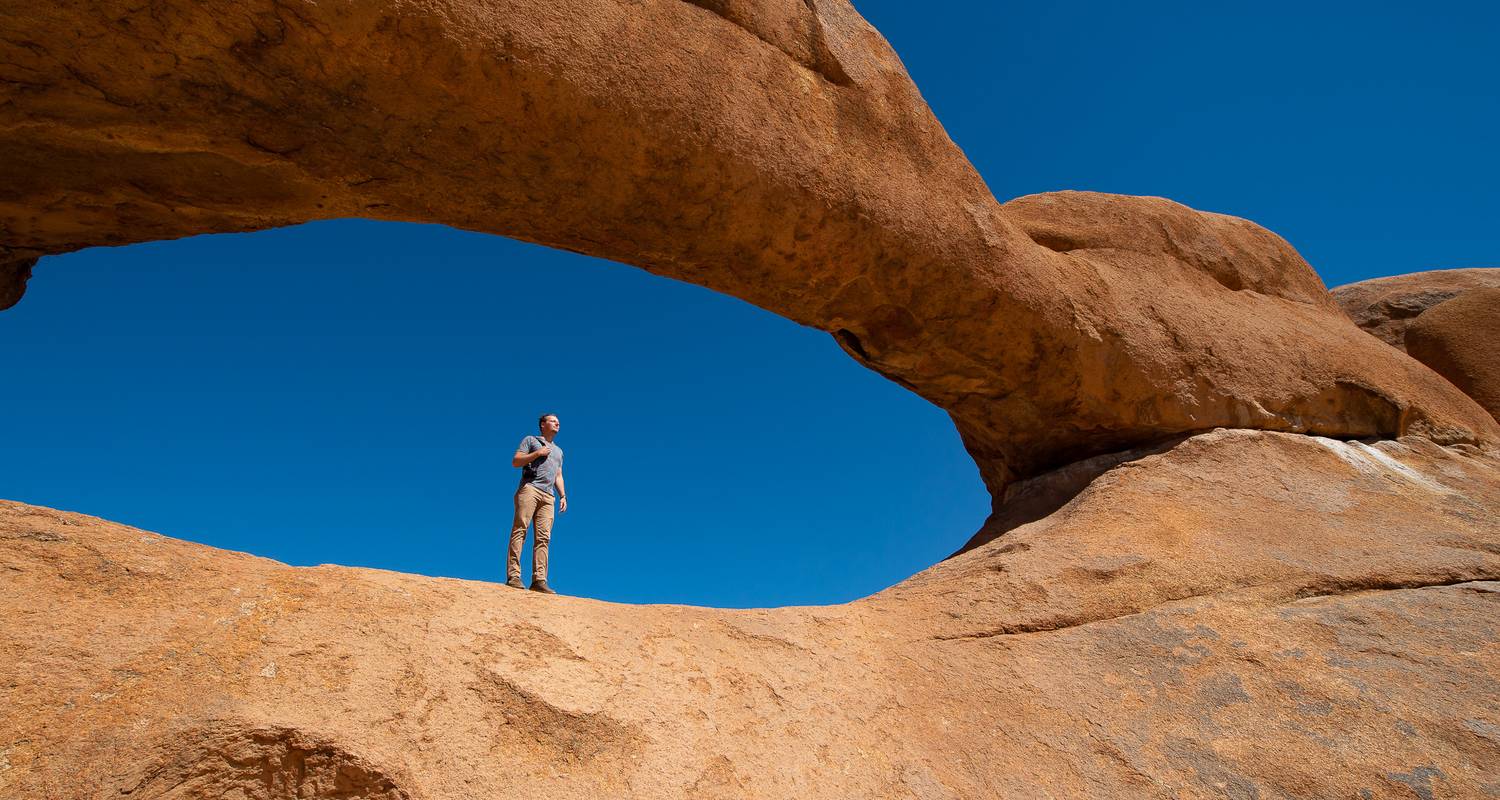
[1311,438,1453,494]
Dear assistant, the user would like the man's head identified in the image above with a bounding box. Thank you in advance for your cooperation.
[538,413,560,435]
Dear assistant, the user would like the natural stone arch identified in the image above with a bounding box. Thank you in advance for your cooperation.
[6,9,1500,796]
[2,0,1494,506]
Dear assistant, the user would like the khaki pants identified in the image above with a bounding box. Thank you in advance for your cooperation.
[509,484,555,582]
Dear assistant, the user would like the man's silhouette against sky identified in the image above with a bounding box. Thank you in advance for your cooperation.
[509,413,566,593]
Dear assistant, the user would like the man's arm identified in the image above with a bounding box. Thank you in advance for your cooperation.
[511,439,551,468]
[555,471,567,512]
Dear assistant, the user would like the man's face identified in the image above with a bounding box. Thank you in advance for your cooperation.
[541,415,561,435]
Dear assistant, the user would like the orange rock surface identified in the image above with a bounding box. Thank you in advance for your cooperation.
[1334,269,1500,422]
[1405,288,1500,421]
[1333,268,1500,350]
[3,3,1500,798]
[3,430,1498,798]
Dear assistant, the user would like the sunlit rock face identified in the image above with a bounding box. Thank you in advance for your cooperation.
[1333,268,1500,350]
[1,0,1494,495]
[1404,289,1500,421]
[1334,269,1500,422]
[3,430,1498,798]
[3,3,1500,798]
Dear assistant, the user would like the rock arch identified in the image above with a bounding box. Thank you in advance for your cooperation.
[2,0,1495,503]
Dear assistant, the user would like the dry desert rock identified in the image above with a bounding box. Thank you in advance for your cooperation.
[1334,269,1500,422]
[2,429,1499,798]
[1404,288,1500,421]
[2,2,1500,798]
[1333,268,1500,351]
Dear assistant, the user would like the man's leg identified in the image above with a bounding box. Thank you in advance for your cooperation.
[531,489,555,584]
[508,487,538,585]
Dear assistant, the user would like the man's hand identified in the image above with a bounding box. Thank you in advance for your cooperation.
[558,496,568,513]
[511,444,551,468]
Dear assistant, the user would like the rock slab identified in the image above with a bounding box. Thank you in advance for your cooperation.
[3,429,1498,798]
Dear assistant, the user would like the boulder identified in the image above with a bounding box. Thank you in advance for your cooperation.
[1332,268,1500,350]
[3,429,1498,798]
[1333,269,1500,423]
[1405,288,1500,421]
[1,1,1495,496]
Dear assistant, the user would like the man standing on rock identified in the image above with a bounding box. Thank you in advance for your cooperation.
[508,413,567,594]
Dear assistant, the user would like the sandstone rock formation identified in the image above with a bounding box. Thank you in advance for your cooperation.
[3,429,1498,798]
[1333,268,1500,350]
[2,0,1495,495]
[1334,269,1500,422]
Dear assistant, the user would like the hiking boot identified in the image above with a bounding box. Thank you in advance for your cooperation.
[529,580,557,595]
[506,577,524,589]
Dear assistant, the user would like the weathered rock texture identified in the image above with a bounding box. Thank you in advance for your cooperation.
[1405,289,1500,421]
[1333,268,1500,350]
[5,4,1500,797]
[1334,269,1500,422]
[3,429,1499,798]
[2,0,1496,495]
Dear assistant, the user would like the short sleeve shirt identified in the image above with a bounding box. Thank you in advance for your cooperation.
[517,435,563,495]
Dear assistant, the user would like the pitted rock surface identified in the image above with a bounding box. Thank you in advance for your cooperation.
[2,0,1496,494]
[3,430,1499,798]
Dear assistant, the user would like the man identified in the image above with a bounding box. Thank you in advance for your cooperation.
[508,413,567,593]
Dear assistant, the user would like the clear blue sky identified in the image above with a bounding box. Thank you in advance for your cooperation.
[2,2,1495,607]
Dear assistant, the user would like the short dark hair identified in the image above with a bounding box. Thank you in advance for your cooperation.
[538,413,558,430]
